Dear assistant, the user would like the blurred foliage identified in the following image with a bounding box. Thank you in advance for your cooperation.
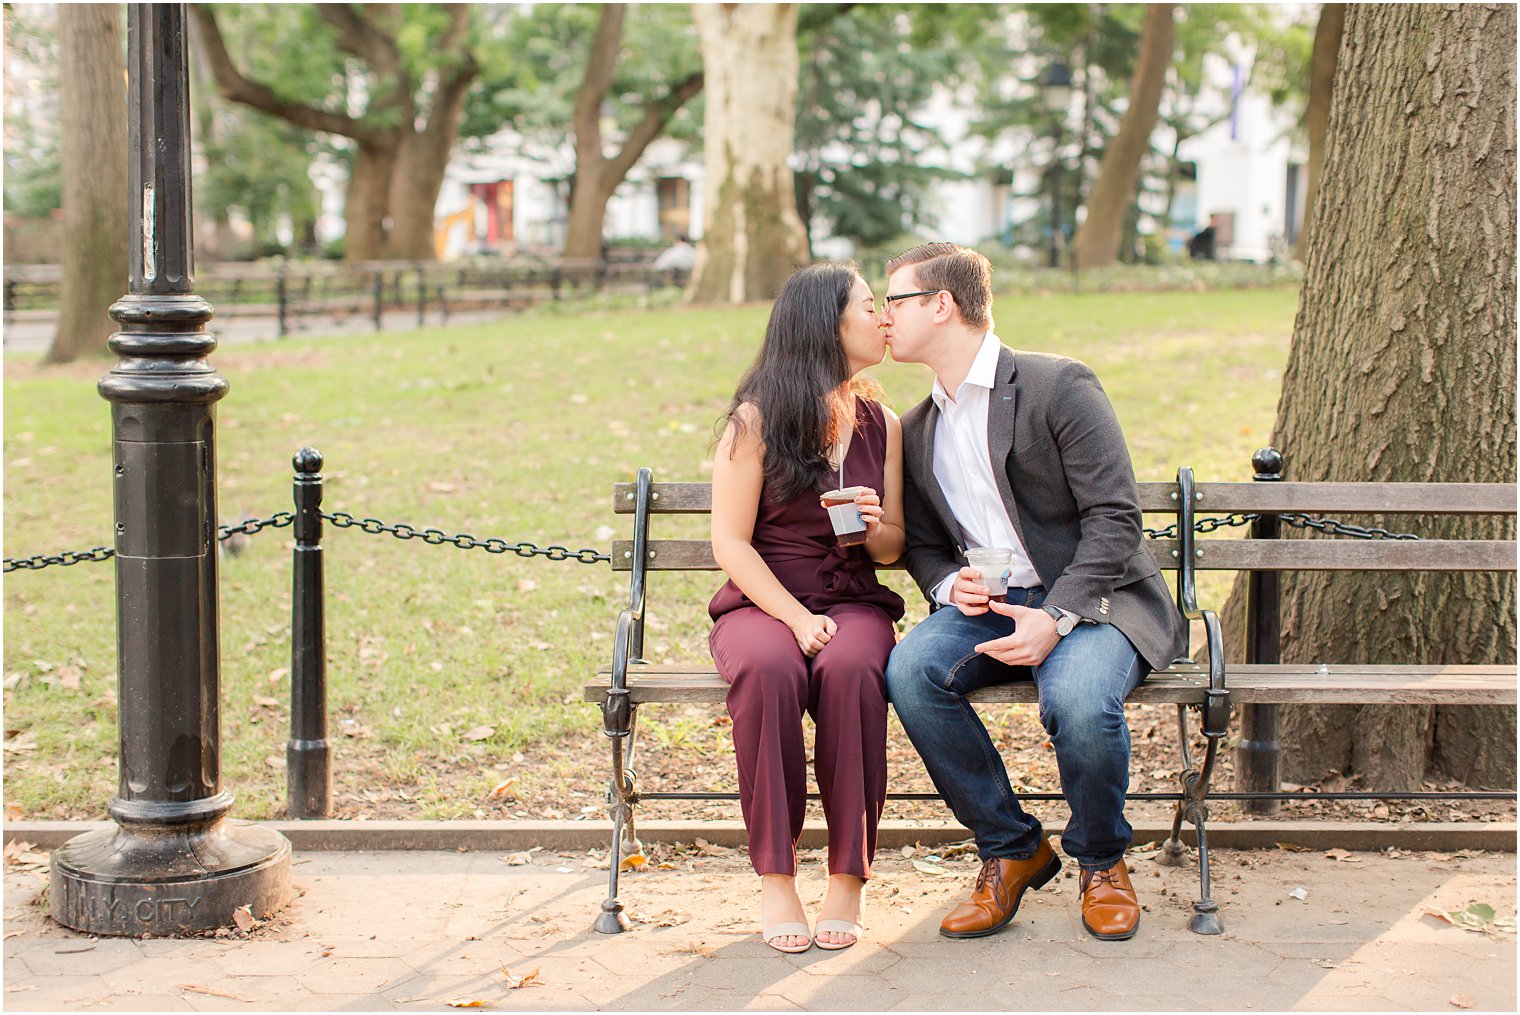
[793,4,976,251]
[2,3,63,218]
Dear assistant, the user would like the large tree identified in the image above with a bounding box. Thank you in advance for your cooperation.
[1297,3,1346,261]
[190,3,479,262]
[1072,3,1174,269]
[559,6,704,258]
[46,3,129,365]
[687,3,808,304]
[1223,3,1516,789]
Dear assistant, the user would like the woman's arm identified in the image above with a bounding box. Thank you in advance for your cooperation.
[862,407,907,564]
[712,404,836,656]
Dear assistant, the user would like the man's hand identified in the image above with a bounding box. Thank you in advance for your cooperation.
[974,602,1060,666]
[788,612,837,657]
[949,565,993,616]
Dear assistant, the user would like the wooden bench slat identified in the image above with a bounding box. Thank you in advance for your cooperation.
[608,538,1516,573]
[613,481,1518,516]
[585,663,1514,707]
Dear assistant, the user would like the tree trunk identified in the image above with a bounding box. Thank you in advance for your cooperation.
[344,142,397,263]
[387,126,467,261]
[688,3,808,304]
[46,3,129,365]
[1297,3,1346,262]
[563,162,614,260]
[1219,3,1516,790]
[1072,4,1174,270]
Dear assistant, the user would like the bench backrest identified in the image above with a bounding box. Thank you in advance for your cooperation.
[611,478,1517,575]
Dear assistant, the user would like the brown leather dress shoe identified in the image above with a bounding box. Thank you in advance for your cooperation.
[939,838,1061,939]
[1079,859,1141,940]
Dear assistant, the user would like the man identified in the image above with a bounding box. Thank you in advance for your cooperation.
[880,242,1186,942]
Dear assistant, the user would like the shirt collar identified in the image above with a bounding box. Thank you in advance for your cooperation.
[931,330,1004,412]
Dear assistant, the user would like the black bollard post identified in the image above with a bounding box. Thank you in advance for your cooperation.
[51,3,292,936]
[1239,447,1284,816]
[416,265,426,326]
[287,448,331,817]
[372,271,384,332]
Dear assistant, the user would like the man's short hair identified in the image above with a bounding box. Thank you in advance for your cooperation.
[886,243,993,329]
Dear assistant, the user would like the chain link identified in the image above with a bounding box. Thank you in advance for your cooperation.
[1143,511,1418,541]
[320,511,610,564]
[3,512,298,573]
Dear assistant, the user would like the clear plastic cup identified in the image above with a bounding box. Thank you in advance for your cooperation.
[820,486,869,547]
[964,547,1014,602]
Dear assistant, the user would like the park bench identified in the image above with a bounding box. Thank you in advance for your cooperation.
[585,454,1516,935]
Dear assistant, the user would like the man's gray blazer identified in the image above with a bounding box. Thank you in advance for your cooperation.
[900,345,1187,672]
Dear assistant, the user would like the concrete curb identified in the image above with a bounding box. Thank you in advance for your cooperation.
[6,818,1515,853]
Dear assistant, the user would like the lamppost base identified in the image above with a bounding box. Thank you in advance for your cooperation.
[50,818,292,936]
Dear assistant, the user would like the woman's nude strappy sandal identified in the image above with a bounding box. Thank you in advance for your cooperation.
[813,918,862,951]
[762,921,813,954]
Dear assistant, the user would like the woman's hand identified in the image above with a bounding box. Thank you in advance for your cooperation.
[852,487,884,532]
[949,566,992,617]
[788,612,838,657]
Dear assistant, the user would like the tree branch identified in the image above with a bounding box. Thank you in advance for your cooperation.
[573,3,627,162]
[189,4,379,144]
[607,69,705,181]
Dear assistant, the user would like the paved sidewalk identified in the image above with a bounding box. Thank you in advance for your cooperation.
[4,842,1515,1011]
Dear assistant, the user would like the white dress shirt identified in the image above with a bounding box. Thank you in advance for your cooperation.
[928,330,1041,605]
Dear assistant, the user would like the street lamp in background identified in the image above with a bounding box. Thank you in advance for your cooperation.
[1042,61,1073,269]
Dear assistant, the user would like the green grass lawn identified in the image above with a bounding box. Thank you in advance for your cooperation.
[3,284,1298,819]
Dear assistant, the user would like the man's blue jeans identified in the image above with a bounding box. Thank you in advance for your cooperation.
[886,587,1148,871]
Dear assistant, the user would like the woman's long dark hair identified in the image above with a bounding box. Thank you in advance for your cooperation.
[721,262,860,503]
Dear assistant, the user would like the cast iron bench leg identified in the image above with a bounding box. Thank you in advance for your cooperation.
[1155,703,1225,935]
[595,706,639,933]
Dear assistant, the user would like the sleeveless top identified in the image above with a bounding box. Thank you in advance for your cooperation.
[708,397,906,623]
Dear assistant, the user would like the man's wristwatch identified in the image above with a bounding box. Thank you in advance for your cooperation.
[1042,605,1079,637]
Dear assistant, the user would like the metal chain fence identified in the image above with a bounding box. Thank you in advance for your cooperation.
[7,509,1415,574]
[1142,511,1419,542]
[4,509,609,572]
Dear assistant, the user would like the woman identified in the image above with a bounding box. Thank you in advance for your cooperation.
[708,263,906,953]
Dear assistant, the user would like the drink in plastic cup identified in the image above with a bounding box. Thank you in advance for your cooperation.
[821,486,869,547]
[964,547,1014,602]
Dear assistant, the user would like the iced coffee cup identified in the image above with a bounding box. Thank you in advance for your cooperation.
[964,547,1014,602]
[820,486,870,547]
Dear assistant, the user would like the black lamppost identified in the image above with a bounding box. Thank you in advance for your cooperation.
[1042,61,1073,269]
[49,3,292,936]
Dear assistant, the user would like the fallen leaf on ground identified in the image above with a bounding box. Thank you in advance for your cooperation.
[463,726,495,742]
[694,838,729,857]
[445,998,489,1008]
[1423,903,1509,935]
[1325,848,1358,862]
[501,965,541,989]
[912,860,948,876]
[489,777,519,799]
[900,845,916,858]
[620,852,649,871]
[178,983,253,1002]
[232,905,255,933]
[1450,994,1474,1009]
[4,802,22,821]
[1276,842,1312,852]
[517,579,538,593]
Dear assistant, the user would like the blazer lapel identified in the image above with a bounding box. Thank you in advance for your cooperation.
[987,346,1028,547]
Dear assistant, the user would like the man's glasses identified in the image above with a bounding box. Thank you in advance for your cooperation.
[878,289,944,315]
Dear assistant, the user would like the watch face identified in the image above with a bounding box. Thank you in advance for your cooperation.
[1057,614,1077,636]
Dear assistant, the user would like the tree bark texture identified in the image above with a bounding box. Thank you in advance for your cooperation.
[1218,4,1516,790]
[1297,3,1346,262]
[688,3,809,304]
[1072,4,1174,270]
[190,4,476,262]
[47,3,130,365]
